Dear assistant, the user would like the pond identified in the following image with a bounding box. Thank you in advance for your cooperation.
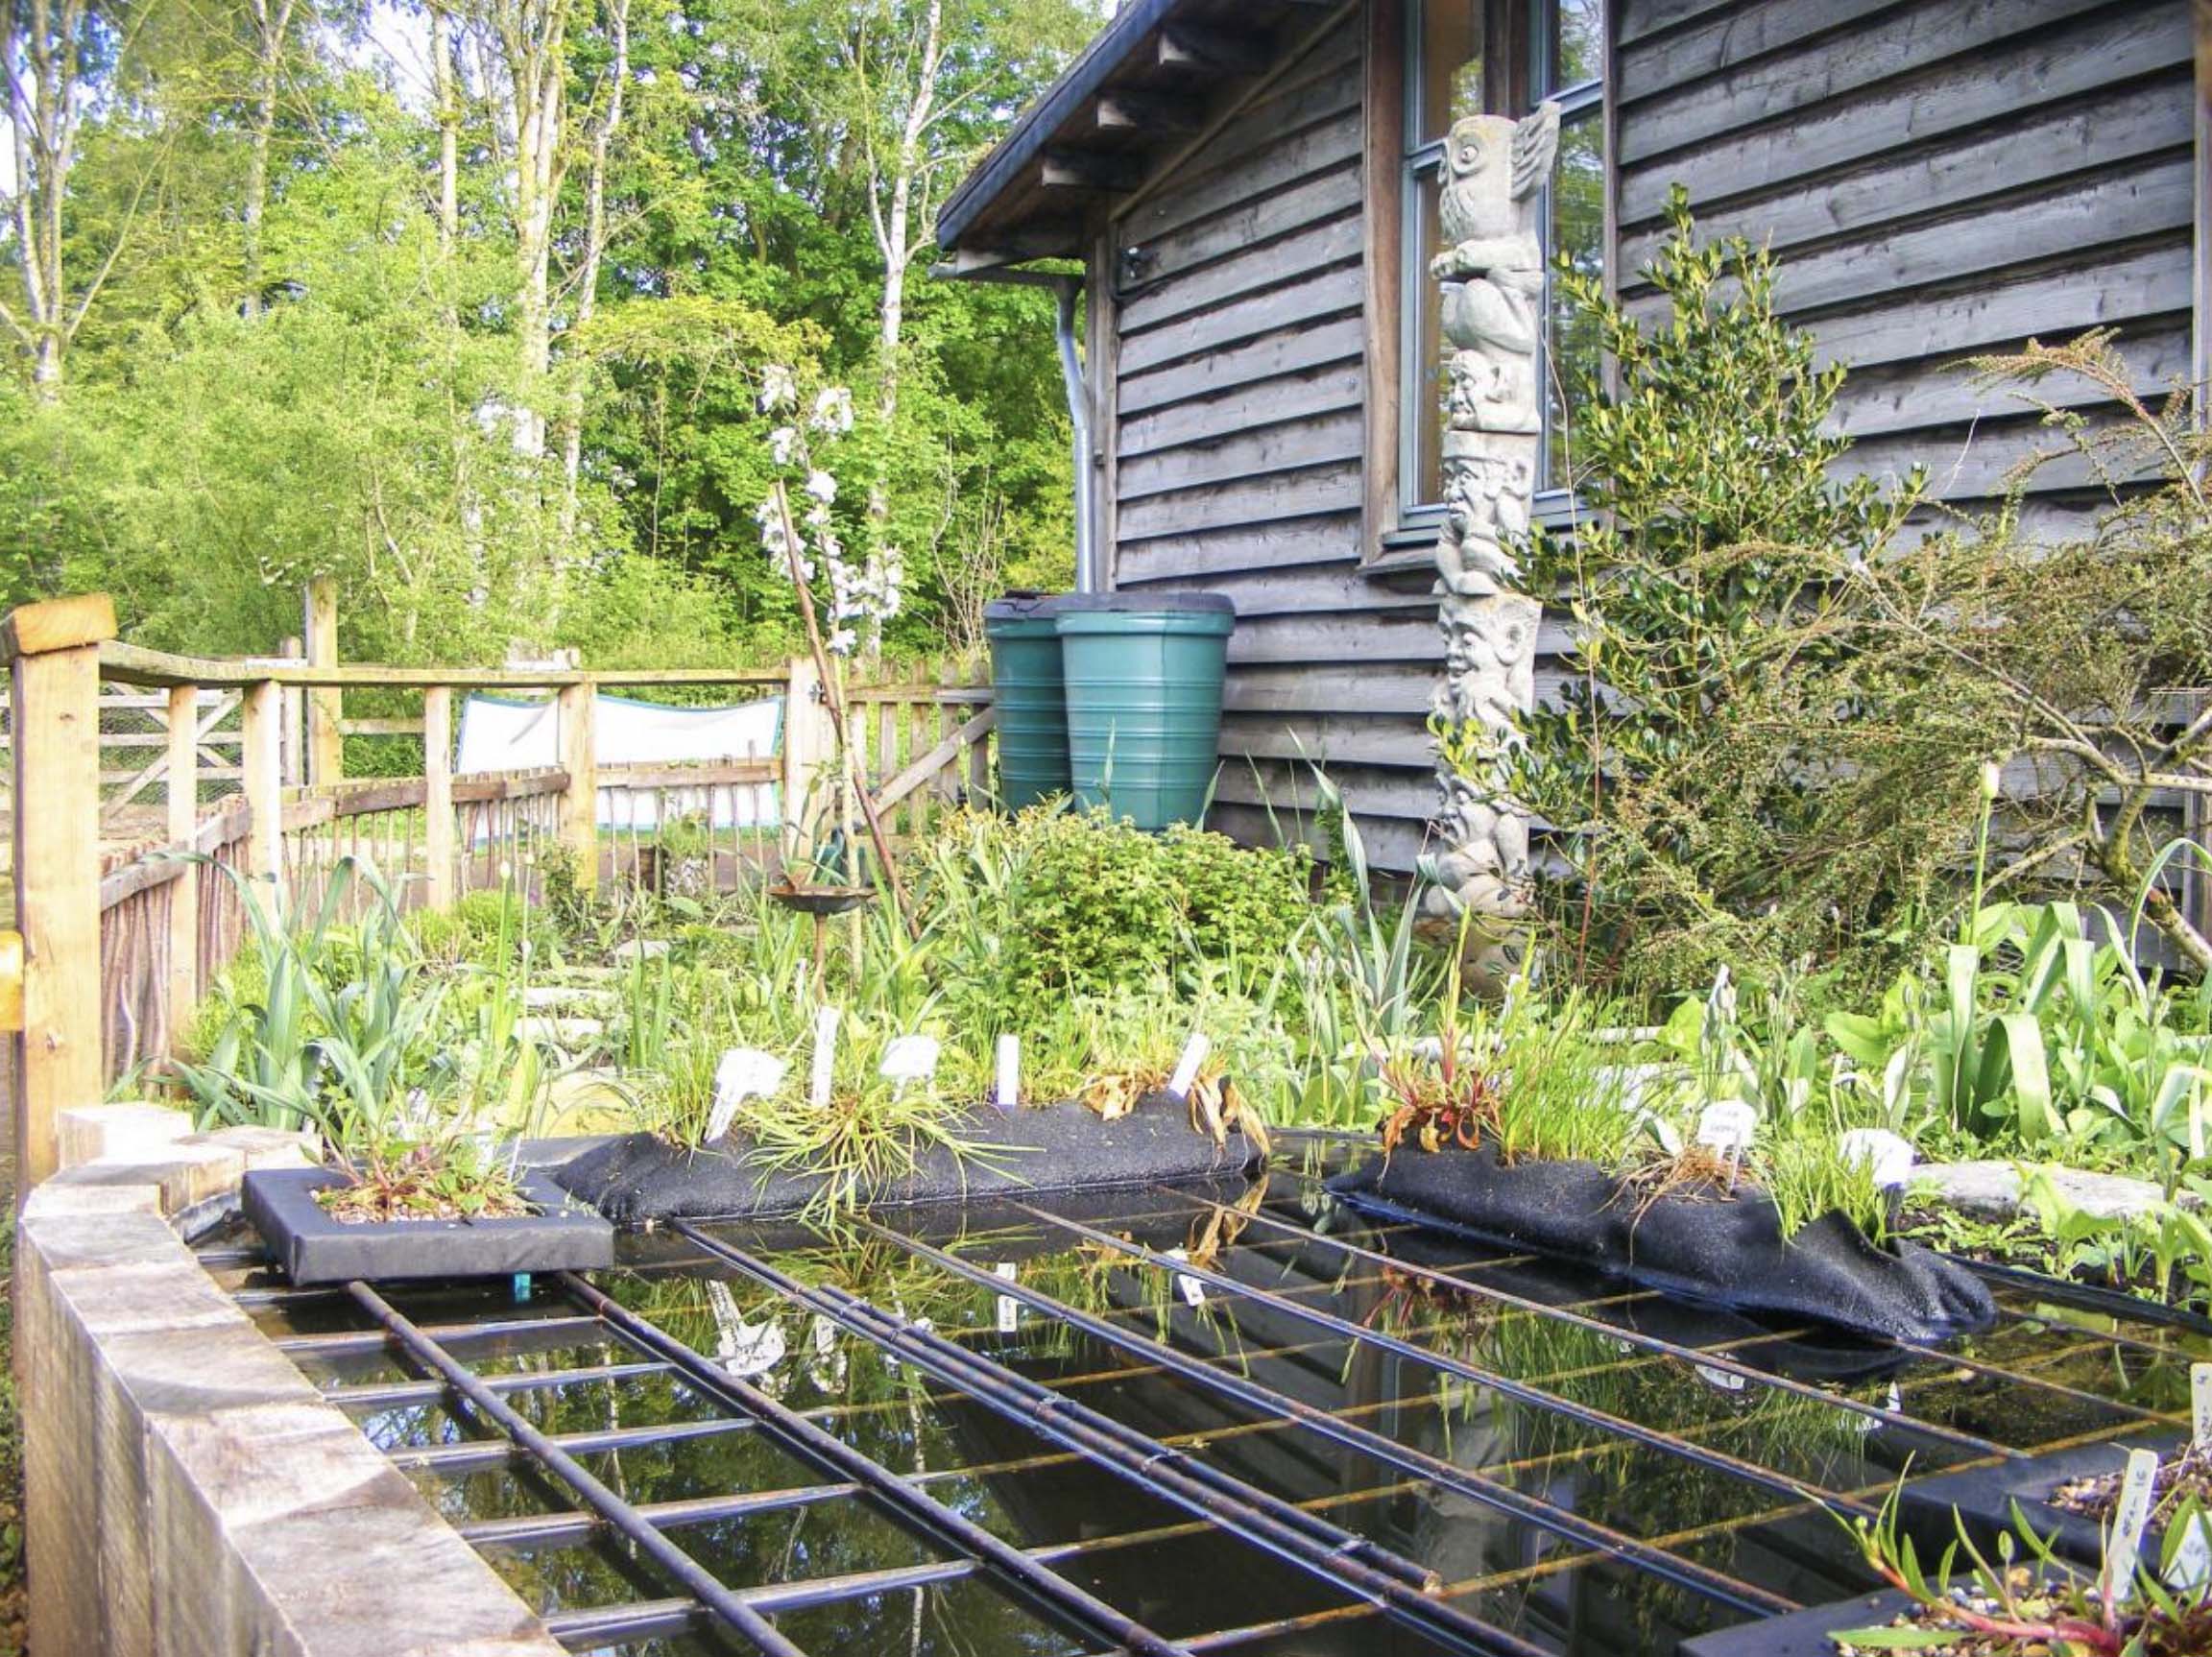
[200,1143,2209,1657]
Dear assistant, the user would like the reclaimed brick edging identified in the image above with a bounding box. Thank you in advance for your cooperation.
[18,1126,565,1657]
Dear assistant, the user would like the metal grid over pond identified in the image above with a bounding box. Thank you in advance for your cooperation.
[196,1146,2212,1657]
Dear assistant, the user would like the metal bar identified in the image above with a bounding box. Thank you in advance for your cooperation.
[543,1599,701,1647]
[1012,1198,1871,1520]
[276,1311,607,1356]
[390,1415,759,1474]
[460,1480,848,1546]
[1887,1335,2184,1428]
[678,1221,1545,1657]
[555,1270,1198,1657]
[1961,1252,2212,1336]
[324,1357,669,1410]
[1177,1185,2017,1458]
[853,1217,1794,1618]
[347,1282,807,1657]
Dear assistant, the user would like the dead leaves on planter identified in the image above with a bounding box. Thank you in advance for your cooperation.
[1078,1066,1272,1161]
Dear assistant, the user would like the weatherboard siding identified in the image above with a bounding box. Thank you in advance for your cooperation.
[1093,0,2197,868]
[1616,0,2196,509]
[1101,8,1441,869]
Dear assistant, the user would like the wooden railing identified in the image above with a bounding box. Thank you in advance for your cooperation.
[3,595,995,1187]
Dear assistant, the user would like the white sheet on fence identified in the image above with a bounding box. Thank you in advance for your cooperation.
[456,691,783,828]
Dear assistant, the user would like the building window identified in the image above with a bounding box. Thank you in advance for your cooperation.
[1399,0,1604,517]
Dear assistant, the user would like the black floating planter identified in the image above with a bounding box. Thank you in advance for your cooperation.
[1679,1591,1931,1657]
[242,1166,615,1286]
[555,1092,1263,1224]
[1901,1431,2186,1569]
[1328,1145,1997,1345]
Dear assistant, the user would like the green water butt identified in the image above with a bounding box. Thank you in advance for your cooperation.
[983,592,1074,812]
[1054,592,1235,831]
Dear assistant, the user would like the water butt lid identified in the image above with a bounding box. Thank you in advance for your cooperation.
[1051,590,1235,615]
[984,591,1076,623]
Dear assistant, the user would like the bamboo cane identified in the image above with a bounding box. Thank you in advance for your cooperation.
[770,480,913,936]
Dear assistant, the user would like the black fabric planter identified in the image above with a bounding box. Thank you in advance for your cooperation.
[1902,1431,2187,1569]
[554,1091,1262,1224]
[243,1166,616,1285]
[1328,1145,1996,1345]
[1364,1224,1918,1385]
[1679,1591,1936,1657]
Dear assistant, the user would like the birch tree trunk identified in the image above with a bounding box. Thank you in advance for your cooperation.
[431,0,459,253]
[5,0,92,393]
[859,0,943,658]
[558,0,629,538]
[239,0,301,317]
[484,0,573,458]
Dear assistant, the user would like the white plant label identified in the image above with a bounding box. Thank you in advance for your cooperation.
[705,1281,787,1381]
[2104,1448,2160,1605]
[1695,1100,1757,1155]
[1166,1247,1207,1308]
[1167,1032,1211,1098]
[996,1034,1021,1112]
[1837,1128,1915,1189]
[707,1047,788,1142]
[1694,1363,1746,1394]
[809,1007,841,1108]
[2169,1513,2212,1592]
[2195,1362,2212,1449]
[994,1261,1020,1333]
[878,1034,941,1092]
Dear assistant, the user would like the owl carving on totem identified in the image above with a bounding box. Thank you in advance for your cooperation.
[1430,101,1559,433]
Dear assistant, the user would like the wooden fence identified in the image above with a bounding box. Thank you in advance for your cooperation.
[1,595,995,1189]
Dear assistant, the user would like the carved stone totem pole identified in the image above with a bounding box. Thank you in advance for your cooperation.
[1422,99,1560,978]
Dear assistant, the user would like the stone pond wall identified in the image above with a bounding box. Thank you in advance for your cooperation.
[16,1106,565,1657]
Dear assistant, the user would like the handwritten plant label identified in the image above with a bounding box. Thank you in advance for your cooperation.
[1693,1363,1746,1393]
[1165,1247,1207,1308]
[707,1047,788,1142]
[1837,1128,1915,1189]
[810,1006,841,1107]
[705,1281,787,1380]
[2104,1447,2161,1605]
[996,1034,1021,1112]
[878,1034,941,1093]
[2195,1362,2212,1449]
[2168,1511,2212,1592]
[994,1261,1021,1333]
[1695,1100,1757,1155]
[1167,1032,1212,1098]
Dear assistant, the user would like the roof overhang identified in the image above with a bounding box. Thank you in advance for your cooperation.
[935,0,1350,275]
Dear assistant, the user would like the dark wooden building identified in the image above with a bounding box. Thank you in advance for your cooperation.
[936,0,2206,867]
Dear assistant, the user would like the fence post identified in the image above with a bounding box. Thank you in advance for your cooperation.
[422,685,455,911]
[6,594,116,1189]
[781,655,828,861]
[278,634,304,788]
[305,574,342,785]
[557,678,597,892]
[241,677,285,901]
[166,683,200,1028]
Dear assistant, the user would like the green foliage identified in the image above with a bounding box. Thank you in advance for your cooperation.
[1826,901,2212,1174]
[912,806,1316,1014]
[1837,1475,2212,1654]
[2,0,1089,664]
[1497,188,1923,997]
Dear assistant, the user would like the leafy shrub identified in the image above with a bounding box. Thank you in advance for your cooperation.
[1491,188,1921,997]
[914,806,1313,1008]
[410,887,558,966]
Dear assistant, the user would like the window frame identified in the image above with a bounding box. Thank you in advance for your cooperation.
[1364,0,1608,564]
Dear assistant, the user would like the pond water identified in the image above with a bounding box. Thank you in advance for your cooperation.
[204,1144,2212,1657]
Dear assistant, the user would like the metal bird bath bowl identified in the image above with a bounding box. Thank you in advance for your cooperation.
[769,881,878,981]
